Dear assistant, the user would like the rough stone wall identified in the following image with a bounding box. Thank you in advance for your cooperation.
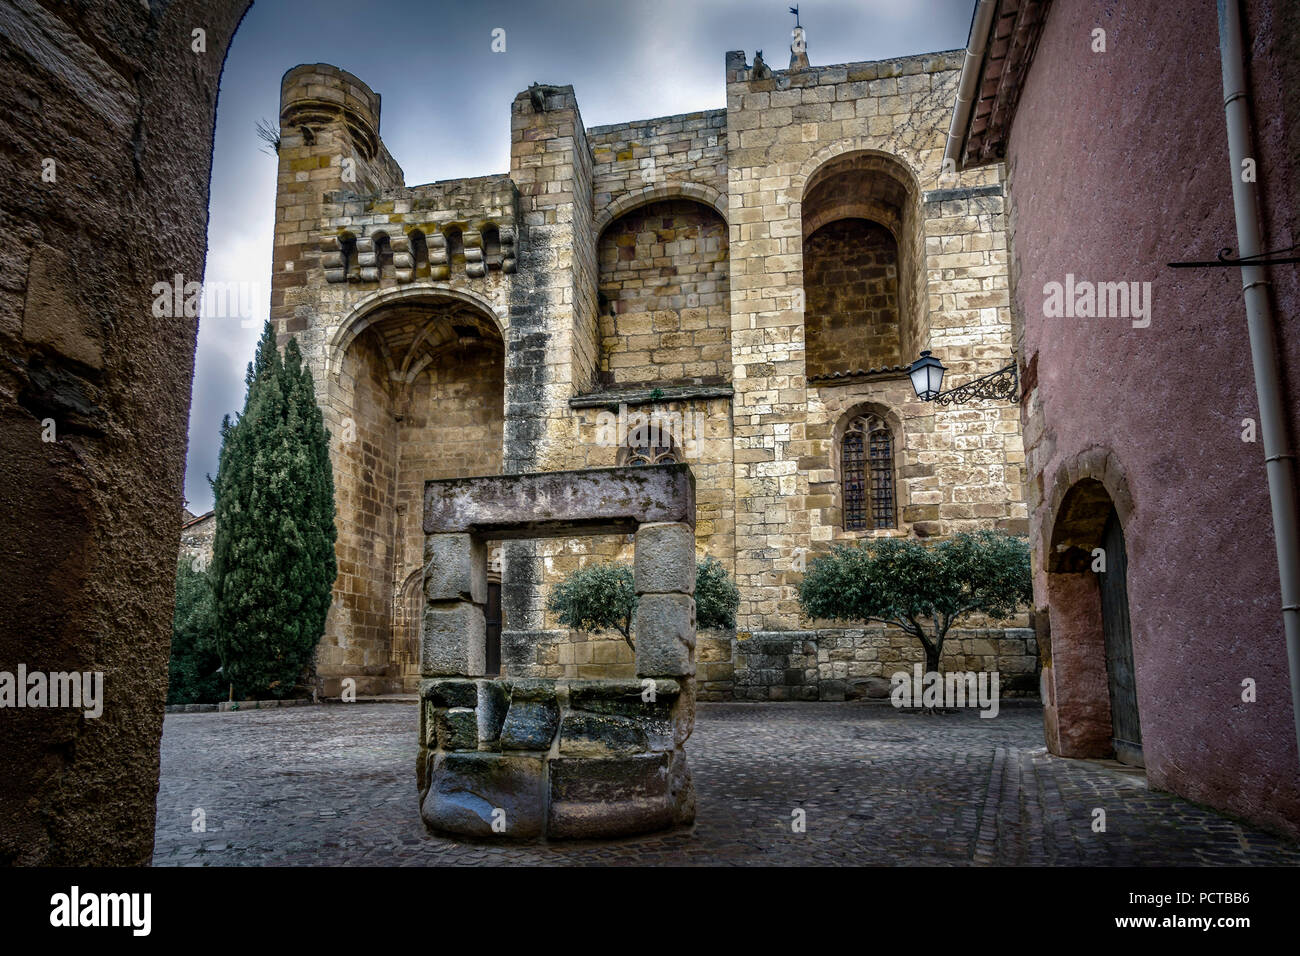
[323,331,399,690]
[503,85,599,639]
[272,64,406,347]
[0,0,251,864]
[268,65,520,694]
[388,346,504,683]
[804,219,901,375]
[597,199,730,386]
[1003,0,1300,836]
[179,512,216,568]
[589,111,728,227]
[734,627,1038,701]
[504,395,736,678]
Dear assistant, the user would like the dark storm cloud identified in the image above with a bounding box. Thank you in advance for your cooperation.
[185,0,975,512]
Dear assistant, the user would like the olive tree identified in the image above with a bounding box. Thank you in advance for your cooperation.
[797,530,1032,673]
[546,556,740,650]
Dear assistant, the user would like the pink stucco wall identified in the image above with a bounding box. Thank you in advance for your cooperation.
[1005,0,1300,836]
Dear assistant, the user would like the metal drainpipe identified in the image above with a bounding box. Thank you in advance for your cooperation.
[944,0,998,170]
[1218,0,1300,765]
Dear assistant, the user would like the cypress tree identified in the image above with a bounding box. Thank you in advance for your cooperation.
[167,559,224,705]
[210,322,337,699]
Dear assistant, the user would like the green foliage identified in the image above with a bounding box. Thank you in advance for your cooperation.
[546,562,637,648]
[545,555,742,648]
[209,322,338,699]
[695,555,740,630]
[167,559,224,704]
[797,530,1032,671]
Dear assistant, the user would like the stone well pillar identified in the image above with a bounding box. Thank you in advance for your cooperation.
[415,464,697,840]
[419,532,487,677]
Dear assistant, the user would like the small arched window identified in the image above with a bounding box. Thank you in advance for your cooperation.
[409,229,429,275]
[482,225,502,270]
[623,444,678,466]
[842,414,895,530]
[339,233,359,281]
[444,226,465,275]
[373,233,393,279]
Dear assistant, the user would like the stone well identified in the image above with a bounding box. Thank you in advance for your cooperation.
[416,463,697,839]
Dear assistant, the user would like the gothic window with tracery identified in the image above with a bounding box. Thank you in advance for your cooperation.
[618,419,679,465]
[619,442,678,466]
[842,414,895,530]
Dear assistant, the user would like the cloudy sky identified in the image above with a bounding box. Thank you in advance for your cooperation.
[185,0,975,513]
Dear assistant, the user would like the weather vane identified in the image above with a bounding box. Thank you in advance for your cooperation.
[789,5,807,64]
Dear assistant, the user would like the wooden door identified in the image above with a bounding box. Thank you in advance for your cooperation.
[485,581,502,676]
[1099,507,1143,767]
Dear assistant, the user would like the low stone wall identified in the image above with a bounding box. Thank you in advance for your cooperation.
[164,698,317,713]
[731,628,1039,701]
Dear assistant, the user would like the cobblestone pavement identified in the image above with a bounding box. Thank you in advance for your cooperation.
[152,702,1300,866]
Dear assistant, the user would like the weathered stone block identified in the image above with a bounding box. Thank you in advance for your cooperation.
[566,677,679,708]
[422,753,545,838]
[547,754,674,839]
[671,679,697,747]
[558,711,649,757]
[847,675,893,700]
[421,677,478,708]
[420,600,486,677]
[423,465,695,537]
[477,679,510,745]
[423,533,487,603]
[421,701,440,747]
[567,678,679,748]
[635,593,696,677]
[819,679,846,702]
[500,629,564,673]
[499,686,560,751]
[634,522,696,594]
[669,749,696,825]
[436,708,479,750]
[507,678,559,701]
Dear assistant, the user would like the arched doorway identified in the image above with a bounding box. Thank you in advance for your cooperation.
[1045,474,1144,766]
[324,293,505,694]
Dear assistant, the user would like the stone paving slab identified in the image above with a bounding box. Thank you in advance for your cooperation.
[152,703,1300,866]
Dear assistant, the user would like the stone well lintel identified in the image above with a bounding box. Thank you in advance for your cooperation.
[423,464,695,537]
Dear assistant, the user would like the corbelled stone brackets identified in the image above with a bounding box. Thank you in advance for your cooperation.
[417,464,698,840]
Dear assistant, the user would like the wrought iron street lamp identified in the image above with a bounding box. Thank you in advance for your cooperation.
[907,350,1019,406]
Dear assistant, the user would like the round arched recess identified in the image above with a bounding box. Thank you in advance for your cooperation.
[325,286,507,694]
[595,195,730,389]
[327,284,507,381]
[593,182,727,238]
[798,149,928,378]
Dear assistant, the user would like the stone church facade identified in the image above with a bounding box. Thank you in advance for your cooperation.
[268,35,1034,699]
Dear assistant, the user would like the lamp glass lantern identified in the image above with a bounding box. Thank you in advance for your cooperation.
[908,349,947,402]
